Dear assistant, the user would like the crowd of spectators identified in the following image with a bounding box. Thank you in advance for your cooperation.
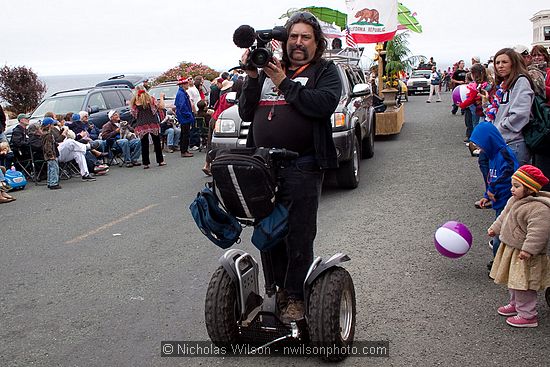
[0,71,245,200]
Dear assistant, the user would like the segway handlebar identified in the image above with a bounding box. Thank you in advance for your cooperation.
[268,148,299,161]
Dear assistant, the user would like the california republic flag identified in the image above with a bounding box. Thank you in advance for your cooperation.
[345,0,398,43]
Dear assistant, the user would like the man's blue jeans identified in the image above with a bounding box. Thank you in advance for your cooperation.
[117,138,142,163]
[165,127,181,147]
[266,156,323,300]
[507,141,531,166]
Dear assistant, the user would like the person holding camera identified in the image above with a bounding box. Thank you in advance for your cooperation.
[238,12,341,323]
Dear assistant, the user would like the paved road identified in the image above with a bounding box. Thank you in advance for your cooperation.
[2,92,549,366]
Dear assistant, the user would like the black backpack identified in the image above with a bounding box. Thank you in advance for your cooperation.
[523,94,550,155]
[210,148,277,220]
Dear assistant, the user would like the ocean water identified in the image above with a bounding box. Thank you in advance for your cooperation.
[40,72,160,97]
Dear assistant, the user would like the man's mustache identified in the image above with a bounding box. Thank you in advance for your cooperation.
[290,45,307,52]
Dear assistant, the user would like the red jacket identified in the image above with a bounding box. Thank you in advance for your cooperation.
[212,93,235,120]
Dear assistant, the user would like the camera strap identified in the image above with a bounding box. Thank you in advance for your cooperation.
[267,63,310,121]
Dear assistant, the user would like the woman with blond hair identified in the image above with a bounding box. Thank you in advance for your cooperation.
[130,88,166,169]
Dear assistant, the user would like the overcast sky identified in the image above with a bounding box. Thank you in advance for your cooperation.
[1,0,548,76]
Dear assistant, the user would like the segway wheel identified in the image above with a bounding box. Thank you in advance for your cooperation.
[545,287,550,307]
[307,267,356,362]
[205,265,240,347]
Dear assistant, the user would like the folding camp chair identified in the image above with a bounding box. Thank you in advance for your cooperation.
[194,117,209,152]
[11,144,47,185]
[104,138,125,167]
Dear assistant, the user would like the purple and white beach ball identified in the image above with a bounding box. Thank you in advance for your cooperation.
[434,221,473,258]
[451,84,469,105]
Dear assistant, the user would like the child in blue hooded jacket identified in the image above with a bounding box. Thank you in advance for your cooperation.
[470,122,519,258]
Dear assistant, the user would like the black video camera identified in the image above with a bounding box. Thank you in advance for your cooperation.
[233,25,288,69]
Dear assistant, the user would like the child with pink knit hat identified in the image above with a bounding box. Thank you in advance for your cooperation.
[488,165,550,328]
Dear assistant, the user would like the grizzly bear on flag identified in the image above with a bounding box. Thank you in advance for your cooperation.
[355,8,380,24]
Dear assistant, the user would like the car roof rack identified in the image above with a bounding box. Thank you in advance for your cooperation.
[323,47,364,65]
[95,84,132,89]
[50,84,131,97]
[51,87,94,96]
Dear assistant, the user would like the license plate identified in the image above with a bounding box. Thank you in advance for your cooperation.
[417,87,423,91]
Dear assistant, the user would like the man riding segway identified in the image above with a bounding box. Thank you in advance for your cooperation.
[196,12,356,362]
[238,11,342,323]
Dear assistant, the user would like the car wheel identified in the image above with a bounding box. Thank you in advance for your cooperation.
[361,121,374,159]
[336,135,360,189]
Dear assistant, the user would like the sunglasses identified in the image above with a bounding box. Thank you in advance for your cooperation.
[288,11,319,24]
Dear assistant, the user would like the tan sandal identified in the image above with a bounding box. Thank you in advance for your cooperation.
[1,192,15,200]
[0,195,14,203]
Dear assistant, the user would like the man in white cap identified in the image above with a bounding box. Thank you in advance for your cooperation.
[100,110,142,167]
[514,44,546,98]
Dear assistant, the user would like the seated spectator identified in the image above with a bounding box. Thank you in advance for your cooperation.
[87,120,102,141]
[101,110,142,167]
[56,131,97,181]
[70,112,107,159]
[160,110,181,153]
[43,113,101,172]
[27,123,46,159]
[0,165,16,203]
[10,113,33,158]
[55,113,76,139]
[0,141,14,168]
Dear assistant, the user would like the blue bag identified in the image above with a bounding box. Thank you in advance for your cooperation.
[251,203,289,251]
[189,187,242,249]
[4,169,27,190]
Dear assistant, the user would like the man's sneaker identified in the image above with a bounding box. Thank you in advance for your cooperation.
[125,162,134,168]
[181,152,193,158]
[95,164,109,171]
[48,185,62,190]
[190,146,199,151]
[81,174,96,181]
[280,299,305,324]
[506,315,538,328]
[488,240,494,250]
[498,304,517,316]
[94,169,108,175]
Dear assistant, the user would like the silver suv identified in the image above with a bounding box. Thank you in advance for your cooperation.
[211,57,375,189]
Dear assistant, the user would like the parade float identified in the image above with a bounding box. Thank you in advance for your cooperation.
[287,1,423,136]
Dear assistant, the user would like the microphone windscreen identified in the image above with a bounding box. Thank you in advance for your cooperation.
[233,25,256,48]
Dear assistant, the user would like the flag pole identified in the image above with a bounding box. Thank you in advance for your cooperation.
[376,42,385,97]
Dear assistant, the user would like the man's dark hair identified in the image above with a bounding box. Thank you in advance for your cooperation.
[281,11,327,66]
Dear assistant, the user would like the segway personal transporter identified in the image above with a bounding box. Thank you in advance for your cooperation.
[192,148,356,362]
